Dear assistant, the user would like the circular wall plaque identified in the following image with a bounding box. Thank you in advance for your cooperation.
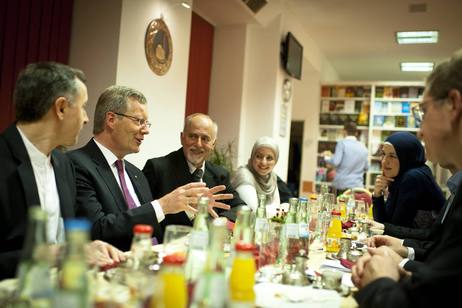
[145,18,173,76]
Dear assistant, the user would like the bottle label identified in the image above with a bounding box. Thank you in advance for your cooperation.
[285,223,299,238]
[190,231,209,250]
[254,218,268,232]
[298,223,310,238]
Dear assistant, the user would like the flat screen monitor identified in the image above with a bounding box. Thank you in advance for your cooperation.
[282,32,303,80]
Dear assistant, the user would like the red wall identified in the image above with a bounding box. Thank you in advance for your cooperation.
[0,0,74,132]
[185,12,214,116]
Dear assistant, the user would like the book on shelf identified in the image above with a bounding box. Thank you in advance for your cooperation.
[375,87,384,98]
[344,100,355,113]
[401,102,410,114]
[383,116,395,128]
[395,116,407,128]
[392,87,400,98]
[390,102,402,114]
[358,112,369,126]
[345,87,355,97]
[355,100,363,113]
[373,115,385,127]
[335,101,345,112]
[408,87,418,98]
[322,86,330,97]
[337,87,346,97]
[399,87,409,98]
[329,101,337,112]
[374,101,387,113]
[320,114,330,125]
[321,100,330,112]
[384,87,393,98]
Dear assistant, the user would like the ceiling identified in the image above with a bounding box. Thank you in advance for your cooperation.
[195,0,462,82]
[286,0,462,81]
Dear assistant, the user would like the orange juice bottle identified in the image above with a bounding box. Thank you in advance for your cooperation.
[160,253,187,308]
[229,242,256,307]
[325,210,342,253]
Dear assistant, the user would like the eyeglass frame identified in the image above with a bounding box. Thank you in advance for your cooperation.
[413,96,447,124]
[113,112,152,128]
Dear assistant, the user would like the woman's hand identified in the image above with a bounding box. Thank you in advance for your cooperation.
[373,174,394,197]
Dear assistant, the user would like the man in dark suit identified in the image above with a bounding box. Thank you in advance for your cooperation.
[0,62,124,279]
[69,88,232,251]
[352,49,462,307]
[143,113,245,228]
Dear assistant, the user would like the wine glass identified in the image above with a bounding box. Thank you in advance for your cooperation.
[162,225,192,257]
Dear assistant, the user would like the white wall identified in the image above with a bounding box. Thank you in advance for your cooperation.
[116,0,193,168]
[70,0,192,169]
[69,0,122,149]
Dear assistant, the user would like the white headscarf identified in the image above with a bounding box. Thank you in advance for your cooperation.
[231,136,279,203]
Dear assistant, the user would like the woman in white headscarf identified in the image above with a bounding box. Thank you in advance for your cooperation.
[231,136,293,216]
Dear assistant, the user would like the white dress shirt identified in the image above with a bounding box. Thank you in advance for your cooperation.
[18,127,65,244]
[93,139,164,222]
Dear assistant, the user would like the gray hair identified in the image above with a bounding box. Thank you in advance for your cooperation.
[14,62,86,122]
[93,85,147,134]
[183,113,218,140]
[426,49,462,102]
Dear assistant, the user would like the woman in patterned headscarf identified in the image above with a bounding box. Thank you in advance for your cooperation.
[231,136,293,216]
[372,132,445,228]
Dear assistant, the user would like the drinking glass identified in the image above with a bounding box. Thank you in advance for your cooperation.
[258,222,282,268]
[356,200,367,220]
[162,225,192,257]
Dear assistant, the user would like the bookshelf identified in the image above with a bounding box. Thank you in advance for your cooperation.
[316,82,430,192]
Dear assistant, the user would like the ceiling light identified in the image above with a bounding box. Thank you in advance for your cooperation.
[396,31,438,44]
[180,1,191,9]
[400,62,434,72]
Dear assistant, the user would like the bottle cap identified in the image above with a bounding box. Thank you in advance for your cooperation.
[133,224,153,234]
[235,241,256,252]
[64,218,90,231]
[163,252,186,265]
[331,210,341,216]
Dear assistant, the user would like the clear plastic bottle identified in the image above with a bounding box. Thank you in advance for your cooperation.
[54,218,91,307]
[16,207,54,306]
[185,196,210,300]
[191,217,228,308]
[296,197,310,256]
[254,194,268,247]
[282,197,300,264]
[126,224,155,307]
[229,242,256,307]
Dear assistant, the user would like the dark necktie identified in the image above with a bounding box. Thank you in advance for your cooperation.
[192,168,203,182]
[115,160,137,209]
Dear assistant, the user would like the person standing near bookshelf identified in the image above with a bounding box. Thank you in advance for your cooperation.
[323,121,368,194]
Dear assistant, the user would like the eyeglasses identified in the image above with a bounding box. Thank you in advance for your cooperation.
[413,97,447,123]
[113,112,152,128]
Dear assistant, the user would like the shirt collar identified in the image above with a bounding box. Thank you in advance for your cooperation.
[447,170,462,195]
[186,160,205,174]
[93,138,121,167]
[345,136,357,141]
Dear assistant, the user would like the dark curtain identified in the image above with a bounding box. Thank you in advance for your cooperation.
[185,11,214,116]
[0,0,74,132]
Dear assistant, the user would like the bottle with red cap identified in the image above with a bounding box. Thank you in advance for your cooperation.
[325,210,342,253]
[160,253,188,308]
[125,224,156,307]
[229,241,256,307]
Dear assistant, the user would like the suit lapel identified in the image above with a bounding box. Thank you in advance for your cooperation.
[87,140,128,211]
[50,151,73,218]
[125,163,147,203]
[5,126,41,208]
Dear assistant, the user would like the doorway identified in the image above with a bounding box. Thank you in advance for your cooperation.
[287,120,304,196]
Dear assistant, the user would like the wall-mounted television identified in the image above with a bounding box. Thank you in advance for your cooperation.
[281,32,303,80]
